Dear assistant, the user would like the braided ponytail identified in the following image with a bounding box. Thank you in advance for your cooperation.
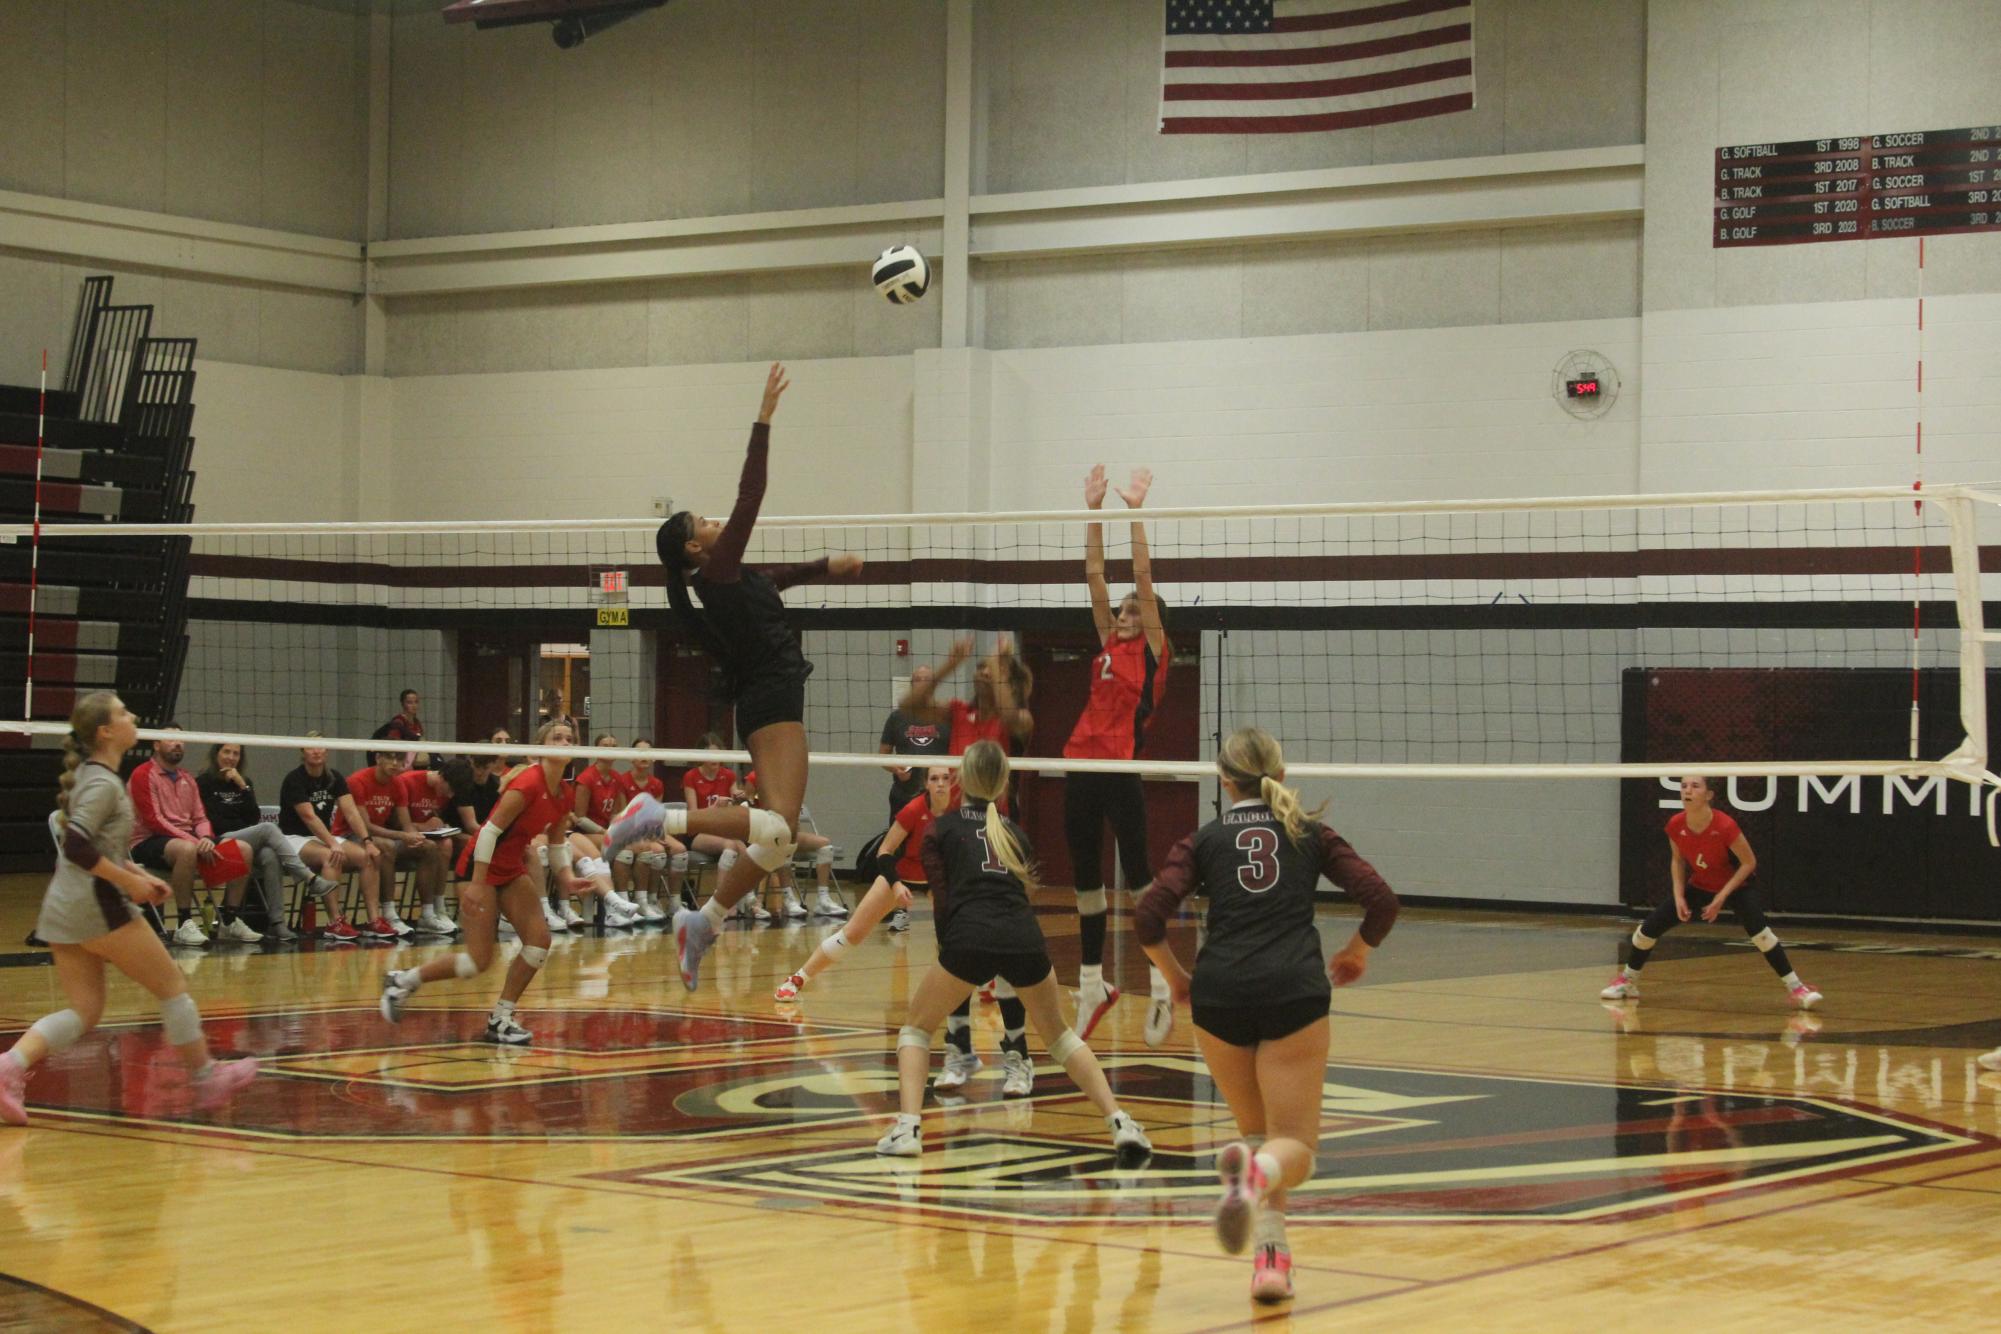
[1218,726,1325,848]
[55,690,119,832]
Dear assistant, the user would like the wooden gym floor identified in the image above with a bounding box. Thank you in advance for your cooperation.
[1,874,1997,1332]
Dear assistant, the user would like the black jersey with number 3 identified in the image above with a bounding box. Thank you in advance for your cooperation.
[1137,801,1399,1009]
[919,800,1046,956]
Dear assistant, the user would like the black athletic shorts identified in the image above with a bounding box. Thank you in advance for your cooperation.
[1192,996,1328,1048]
[132,834,178,870]
[734,674,806,739]
[937,945,1051,990]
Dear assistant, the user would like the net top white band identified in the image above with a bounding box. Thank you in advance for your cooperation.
[1,482,1991,540]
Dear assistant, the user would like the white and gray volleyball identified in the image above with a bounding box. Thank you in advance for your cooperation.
[871,245,930,304]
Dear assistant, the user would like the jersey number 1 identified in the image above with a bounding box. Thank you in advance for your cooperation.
[971,828,1008,876]
[1235,827,1280,893]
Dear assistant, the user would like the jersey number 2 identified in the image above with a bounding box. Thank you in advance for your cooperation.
[1098,654,1114,681]
[1235,827,1280,893]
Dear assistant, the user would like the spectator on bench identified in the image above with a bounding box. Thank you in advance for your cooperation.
[197,741,344,944]
[276,735,380,943]
[127,724,258,946]
[395,757,473,937]
[335,751,433,940]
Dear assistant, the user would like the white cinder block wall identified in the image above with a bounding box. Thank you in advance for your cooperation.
[14,0,2001,906]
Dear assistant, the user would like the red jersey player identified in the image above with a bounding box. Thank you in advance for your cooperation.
[1064,463,1172,1041]
[1601,776,1822,1010]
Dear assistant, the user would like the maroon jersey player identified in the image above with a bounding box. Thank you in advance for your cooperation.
[1601,776,1822,1010]
[1135,726,1398,1306]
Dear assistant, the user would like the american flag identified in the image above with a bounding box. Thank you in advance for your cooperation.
[1161,0,1475,135]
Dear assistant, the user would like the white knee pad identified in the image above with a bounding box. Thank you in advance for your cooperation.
[1750,927,1780,952]
[748,836,795,874]
[992,979,1017,1001]
[29,1009,87,1054]
[536,843,549,866]
[897,1025,932,1052]
[615,849,637,865]
[453,953,479,979]
[718,848,738,873]
[1631,926,1657,950]
[1049,1028,1084,1064]
[821,928,852,957]
[519,944,550,970]
[161,992,202,1046]
[545,843,573,874]
[746,808,792,848]
[815,846,834,868]
[1076,889,1108,917]
[669,853,688,873]
[642,851,669,870]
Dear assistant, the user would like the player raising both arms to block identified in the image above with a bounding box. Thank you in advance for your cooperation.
[1600,775,1823,1011]
[1135,727,1398,1305]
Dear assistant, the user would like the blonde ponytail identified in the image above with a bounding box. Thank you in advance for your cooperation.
[55,690,119,833]
[959,740,1037,891]
[1219,726,1325,848]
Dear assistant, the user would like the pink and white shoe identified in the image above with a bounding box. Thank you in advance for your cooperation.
[1212,1140,1266,1255]
[1599,971,1638,1000]
[0,1057,28,1126]
[1250,1245,1294,1304]
[193,1057,259,1110]
[774,971,806,1003]
[1789,982,1823,1010]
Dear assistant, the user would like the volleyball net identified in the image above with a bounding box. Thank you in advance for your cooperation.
[5,484,1997,796]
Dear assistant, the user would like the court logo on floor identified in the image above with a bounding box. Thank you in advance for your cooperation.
[603,1058,1987,1223]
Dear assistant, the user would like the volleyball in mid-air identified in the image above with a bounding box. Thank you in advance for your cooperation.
[871,245,930,304]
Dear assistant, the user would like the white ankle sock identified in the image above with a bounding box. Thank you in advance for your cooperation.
[701,897,729,927]
[1149,965,1170,1000]
[1080,963,1104,989]
[1782,971,1802,989]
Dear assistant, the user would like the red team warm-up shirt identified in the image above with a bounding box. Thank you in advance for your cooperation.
[575,765,634,826]
[334,767,399,838]
[393,768,445,824]
[630,770,665,800]
[1666,809,1744,893]
[947,697,1009,756]
[682,766,737,810]
[1063,634,1170,761]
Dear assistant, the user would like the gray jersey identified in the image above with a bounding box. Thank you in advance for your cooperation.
[39,760,143,943]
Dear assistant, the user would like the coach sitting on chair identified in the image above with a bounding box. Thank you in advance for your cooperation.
[128,723,259,947]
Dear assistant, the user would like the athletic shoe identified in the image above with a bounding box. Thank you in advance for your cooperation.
[0,1058,26,1126]
[1109,1111,1152,1161]
[673,908,718,991]
[218,918,264,944]
[1789,982,1823,1010]
[733,898,772,923]
[1001,1051,1034,1098]
[265,922,299,943]
[322,920,362,944]
[1212,1140,1262,1254]
[1077,979,1120,1041]
[813,890,847,918]
[934,1050,982,1092]
[875,1115,922,1157]
[415,909,458,936]
[559,902,585,928]
[606,794,666,858]
[540,900,568,933]
[307,876,344,900]
[1250,1246,1294,1304]
[978,981,996,1005]
[172,919,209,947]
[1144,997,1174,1048]
[1600,971,1639,1000]
[603,904,640,930]
[192,1057,259,1110]
[781,893,808,921]
[604,889,638,916]
[774,971,807,1003]
[887,909,911,934]
[1976,1047,2001,1071]
[639,894,670,924]
[379,973,414,1023]
[383,907,414,938]
[482,1014,532,1046]
[363,917,400,941]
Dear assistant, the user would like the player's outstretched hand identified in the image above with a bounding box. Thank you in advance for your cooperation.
[1115,466,1153,510]
[1084,463,1108,509]
[828,553,864,577]
[757,362,789,424]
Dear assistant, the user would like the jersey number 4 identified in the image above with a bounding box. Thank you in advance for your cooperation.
[1235,827,1280,893]
[1694,852,1708,869]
